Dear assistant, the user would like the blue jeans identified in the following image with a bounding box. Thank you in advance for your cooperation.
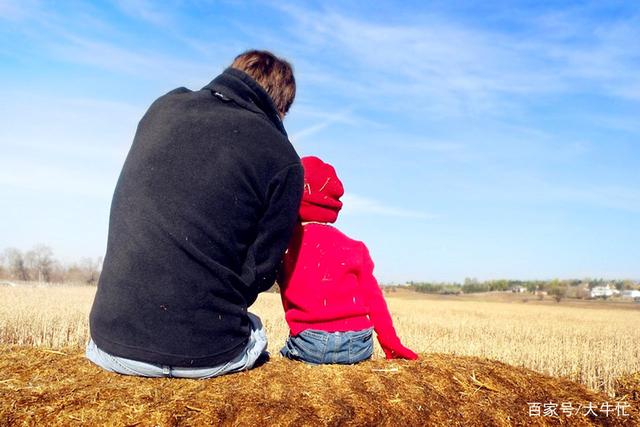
[85,312,268,379]
[280,328,374,365]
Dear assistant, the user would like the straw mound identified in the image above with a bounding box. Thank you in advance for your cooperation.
[615,372,640,407]
[1,346,637,426]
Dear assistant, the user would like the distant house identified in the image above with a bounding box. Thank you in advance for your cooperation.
[510,286,527,293]
[590,285,615,299]
[621,290,640,300]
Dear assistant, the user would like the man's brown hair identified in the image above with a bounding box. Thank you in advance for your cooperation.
[231,50,296,116]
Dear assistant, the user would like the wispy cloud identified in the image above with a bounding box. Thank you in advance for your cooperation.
[396,140,467,154]
[0,93,142,199]
[288,106,365,143]
[547,185,640,214]
[0,0,38,21]
[463,173,640,215]
[0,160,115,198]
[111,0,172,26]
[289,121,333,144]
[341,194,434,219]
[0,1,225,87]
[48,32,214,84]
[271,3,640,121]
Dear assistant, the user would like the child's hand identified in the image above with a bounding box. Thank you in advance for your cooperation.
[382,342,419,360]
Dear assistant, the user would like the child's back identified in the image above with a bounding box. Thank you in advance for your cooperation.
[281,223,375,335]
[279,156,417,364]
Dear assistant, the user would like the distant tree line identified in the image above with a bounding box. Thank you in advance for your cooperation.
[0,245,102,285]
[409,277,638,297]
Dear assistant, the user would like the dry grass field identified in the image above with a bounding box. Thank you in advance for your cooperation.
[1,285,638,395]
[1,284,639,425]
[4,346,637,426]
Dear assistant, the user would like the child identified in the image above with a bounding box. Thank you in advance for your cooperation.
[279,156,418,364]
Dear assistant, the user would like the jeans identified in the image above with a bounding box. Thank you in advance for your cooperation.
[85,312,268,379]
[280,328,374,365]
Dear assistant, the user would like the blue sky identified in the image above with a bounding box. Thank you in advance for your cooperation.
[1,0,639,282]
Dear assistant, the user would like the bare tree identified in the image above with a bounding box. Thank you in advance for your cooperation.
[25,245,54,282]
[0,252,6,279]
[4,248,30,281]
[79,257,100,285]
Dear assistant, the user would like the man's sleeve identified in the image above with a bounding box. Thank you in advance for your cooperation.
[241,162,303,305]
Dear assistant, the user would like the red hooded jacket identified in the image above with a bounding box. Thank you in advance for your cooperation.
[279,157,417,360]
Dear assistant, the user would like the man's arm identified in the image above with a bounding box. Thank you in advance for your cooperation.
[240,162,303,305]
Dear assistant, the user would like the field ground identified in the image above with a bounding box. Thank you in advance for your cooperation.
[1,285,638,395]
[388,287,640,311]
[2,346,638,426]
[1,284,639,425]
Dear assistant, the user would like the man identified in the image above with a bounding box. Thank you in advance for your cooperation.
[86,50,303,378]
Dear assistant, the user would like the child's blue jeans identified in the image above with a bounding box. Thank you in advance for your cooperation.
[280,328,374,365]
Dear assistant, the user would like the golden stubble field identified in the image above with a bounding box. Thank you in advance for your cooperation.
[1,284,639,396]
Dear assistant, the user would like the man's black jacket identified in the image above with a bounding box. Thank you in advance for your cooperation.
[89,68,303,367]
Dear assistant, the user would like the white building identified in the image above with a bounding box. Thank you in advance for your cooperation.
[621,290,640,299]
[590,285,615,299]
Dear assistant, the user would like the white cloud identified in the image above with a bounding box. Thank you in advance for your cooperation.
[0,160,115,199]
[289,121,333,144]
[288,107,363,143]
[464,173,640,215]
[548,185,640,214]
[0,93,143,199]
[0,0,39,21]
[271,3,640,121]
[341,194,434,219]
[46,32,216,85]
[111,0,171,26]
[0,1,227,87]
[0,93,141,157]
[400,140,467,154]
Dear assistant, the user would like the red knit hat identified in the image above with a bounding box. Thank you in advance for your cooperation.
[299,156,344,223]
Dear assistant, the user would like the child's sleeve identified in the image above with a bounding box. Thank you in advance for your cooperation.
[359,243,418,360]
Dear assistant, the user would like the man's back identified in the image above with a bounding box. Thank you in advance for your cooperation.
[89,68,302,367]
